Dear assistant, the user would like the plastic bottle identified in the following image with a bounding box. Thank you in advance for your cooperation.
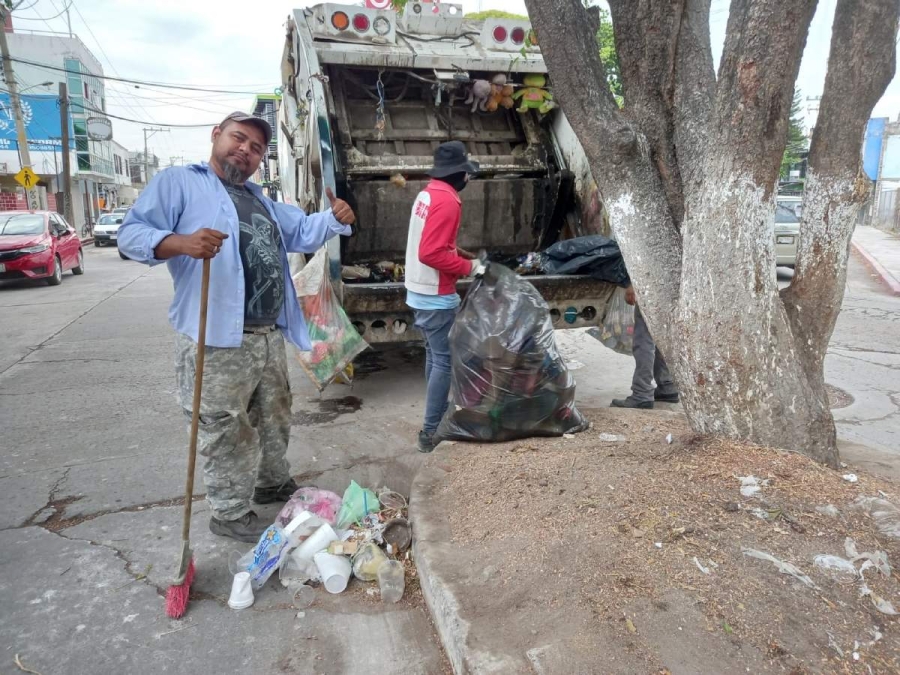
[377,559,405,603]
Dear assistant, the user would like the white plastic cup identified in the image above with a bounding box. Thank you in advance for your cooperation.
[228,571,254,610]
[314,551,351,594]
[293,523,338,562]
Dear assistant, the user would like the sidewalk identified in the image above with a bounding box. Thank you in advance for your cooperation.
[852,225,900,295]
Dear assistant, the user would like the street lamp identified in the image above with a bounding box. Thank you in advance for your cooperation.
[10,81,54,94]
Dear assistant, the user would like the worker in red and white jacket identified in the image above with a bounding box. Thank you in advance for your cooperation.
[405,141,483,453]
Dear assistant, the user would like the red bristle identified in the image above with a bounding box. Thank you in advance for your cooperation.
[164,558,195,619]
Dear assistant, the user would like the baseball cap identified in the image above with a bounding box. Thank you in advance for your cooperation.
[219,111,272,145]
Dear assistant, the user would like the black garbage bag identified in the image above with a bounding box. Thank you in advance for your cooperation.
[435,262,589,443]
[540,235,629,284]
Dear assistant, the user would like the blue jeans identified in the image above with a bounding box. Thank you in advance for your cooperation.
[413,308,456,436]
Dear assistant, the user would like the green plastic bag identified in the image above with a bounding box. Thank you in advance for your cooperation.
[336,480,379,528]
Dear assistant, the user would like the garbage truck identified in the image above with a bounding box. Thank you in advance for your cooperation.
[278,2,615,343]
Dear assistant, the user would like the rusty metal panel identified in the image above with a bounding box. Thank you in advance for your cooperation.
[344,178,545,262]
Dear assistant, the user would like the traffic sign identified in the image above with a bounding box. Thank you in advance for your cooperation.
[14,167,38,189]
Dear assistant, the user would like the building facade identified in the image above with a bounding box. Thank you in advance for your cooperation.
[251,93,280,200]
[1,19,119,229]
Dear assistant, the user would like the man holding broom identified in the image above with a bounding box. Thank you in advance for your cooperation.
[119,112,356,543]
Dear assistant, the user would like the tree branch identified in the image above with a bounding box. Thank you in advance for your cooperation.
[783,0,898,372]
[609,0,686,228]
[673,0,716,199]
[525,0,684,342]
[712,0,818,189]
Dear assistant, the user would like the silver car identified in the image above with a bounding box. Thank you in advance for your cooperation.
[775,205,799,268]
[93,214,129,259]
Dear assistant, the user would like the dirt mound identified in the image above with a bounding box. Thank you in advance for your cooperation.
[428,408,900,674]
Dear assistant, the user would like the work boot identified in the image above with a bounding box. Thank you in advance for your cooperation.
[253,478,300,504]
[209,510,268,543]
[417,430,436,454]
[654,389,680,404]
[610,397,653,409]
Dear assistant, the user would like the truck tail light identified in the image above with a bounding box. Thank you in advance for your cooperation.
[352,14,370,32]
[492,26,508,43]
[332,11,349,30]
[373,16,391,36]
[510,27,526,45]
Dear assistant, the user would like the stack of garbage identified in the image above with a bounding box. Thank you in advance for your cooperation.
[436,262,589,443]
[228,481,412,611]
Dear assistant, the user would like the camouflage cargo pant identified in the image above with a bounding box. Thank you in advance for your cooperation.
[174,329,293,521]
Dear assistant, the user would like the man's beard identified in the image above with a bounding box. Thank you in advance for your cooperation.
[221,160,249,185]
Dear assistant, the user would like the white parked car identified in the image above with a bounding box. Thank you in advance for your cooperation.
[93,214,129,259]
[775,205,799,268]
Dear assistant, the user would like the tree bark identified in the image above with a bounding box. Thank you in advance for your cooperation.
[527,0,898,467]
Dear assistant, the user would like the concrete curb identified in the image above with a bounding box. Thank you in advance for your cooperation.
[410,458,519,675]
[80,236,94,246]
[852,239,900,296]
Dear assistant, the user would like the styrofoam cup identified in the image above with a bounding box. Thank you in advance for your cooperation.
[314,551,351,594]
[293,523,338,562]
[228,571,254,610]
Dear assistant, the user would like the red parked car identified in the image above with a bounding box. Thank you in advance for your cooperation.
[0,211,84,286]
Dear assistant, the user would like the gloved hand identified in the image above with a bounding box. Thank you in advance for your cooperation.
[470,259,487,277]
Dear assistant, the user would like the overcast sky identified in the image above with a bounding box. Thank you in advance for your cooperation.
[10,0,899,165]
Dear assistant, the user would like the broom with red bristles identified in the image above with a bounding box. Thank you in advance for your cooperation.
[166,257,211,619]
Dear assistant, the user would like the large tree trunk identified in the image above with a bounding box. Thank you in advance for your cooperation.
[525,0,899,467]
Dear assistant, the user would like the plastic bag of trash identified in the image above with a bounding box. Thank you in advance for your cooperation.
[336,480,380,528]
[276,487,343,528]
[851,496,900,539]
[539,235,629,284]
[436,262,588,443]
[293,248,369,392]
[592,286,635,355]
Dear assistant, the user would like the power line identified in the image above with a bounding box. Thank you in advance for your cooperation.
[12,0,73,21]
[69,99,218,128]
[8,56,273,94]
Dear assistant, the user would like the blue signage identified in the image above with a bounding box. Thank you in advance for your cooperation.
[0,93,74,152]
[863,118,887,181]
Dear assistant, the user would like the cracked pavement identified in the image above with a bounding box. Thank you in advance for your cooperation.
[0,249,447,675]
[1,246,898,674]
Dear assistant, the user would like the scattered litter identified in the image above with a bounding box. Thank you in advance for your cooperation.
[296,611,306,619]
[228,571,254,610]
[382,518,412,552]
[654,542,663,549]
[566,360,585,371]
[377,488,408,511]
[314,551,351,594]
[563,434,576,440]
[812,555,859,583]
[351,542,389,582]
[742,548,817,588]
[738,476,769,498]
[277,488,342,528]
[377,559,406,603]
[815,505,840,518]
[827,632,845,658]
[336,481,379,528]
[666,434,673,445]
[845,537,892,577]
[842,474,859,483]
[693,557,710,575]
[851,496,900,539]
[597,433,625,442]
[13,654,43,675]
[625,617,637,634]
[859,583,898,615]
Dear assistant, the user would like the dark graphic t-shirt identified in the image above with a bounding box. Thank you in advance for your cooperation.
[220,180,285,325]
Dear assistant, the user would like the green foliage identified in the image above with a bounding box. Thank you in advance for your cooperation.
[595,7,622,102]
[467,10,528,21]
[781,90,809,179]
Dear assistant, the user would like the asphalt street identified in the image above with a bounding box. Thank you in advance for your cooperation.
[0,245,897,674]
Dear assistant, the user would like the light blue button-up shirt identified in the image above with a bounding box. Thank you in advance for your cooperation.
[117,162,351,350]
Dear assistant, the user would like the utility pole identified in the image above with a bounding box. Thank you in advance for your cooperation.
[0,10,41,209]
[143,127,167,186]
[59,83,74,224]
